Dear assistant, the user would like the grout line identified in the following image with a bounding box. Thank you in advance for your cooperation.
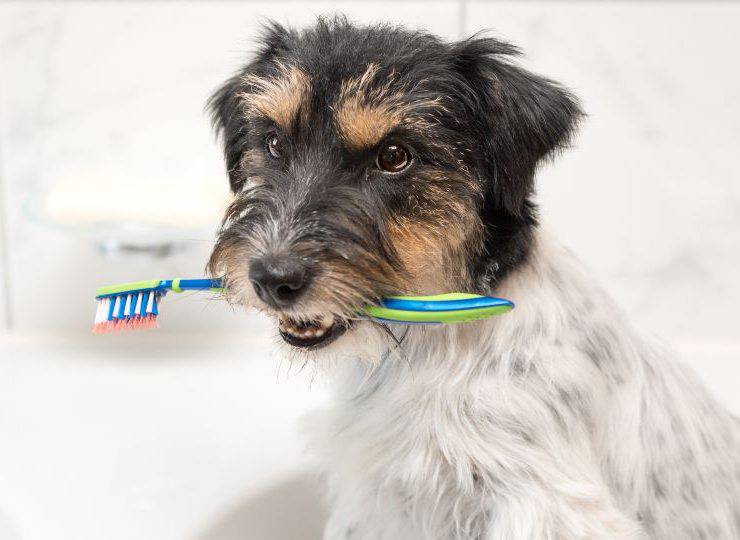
[458,0,468,38]
[0,138,12,332]
[0,50,12,332]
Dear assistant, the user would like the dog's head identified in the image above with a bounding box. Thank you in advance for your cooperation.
[208,17,581,350]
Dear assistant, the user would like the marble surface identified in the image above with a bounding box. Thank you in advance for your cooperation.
[0,1,738,344]
[467,2,740,343]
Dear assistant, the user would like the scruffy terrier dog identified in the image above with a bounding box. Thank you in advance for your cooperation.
[207,17,740,540]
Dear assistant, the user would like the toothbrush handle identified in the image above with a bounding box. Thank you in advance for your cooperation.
[167,278,223,292]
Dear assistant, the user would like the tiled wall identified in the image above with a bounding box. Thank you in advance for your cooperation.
[0,1,738,344]
[464,2,740,344]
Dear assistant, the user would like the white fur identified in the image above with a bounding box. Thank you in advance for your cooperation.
[299,231,740,539]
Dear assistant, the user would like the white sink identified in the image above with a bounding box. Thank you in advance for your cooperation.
[0,333,328,540]
[0,332,736,539]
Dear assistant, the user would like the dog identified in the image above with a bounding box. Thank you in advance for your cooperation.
[206,17,740,539]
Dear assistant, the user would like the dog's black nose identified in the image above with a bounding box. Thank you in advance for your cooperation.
[249,257,309,308]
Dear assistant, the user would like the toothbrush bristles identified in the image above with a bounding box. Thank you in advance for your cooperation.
[92,292,161,334]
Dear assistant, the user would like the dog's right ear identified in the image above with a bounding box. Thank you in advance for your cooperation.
[208,22,295,192]
[451,36,583,217]
[451,35,582,287]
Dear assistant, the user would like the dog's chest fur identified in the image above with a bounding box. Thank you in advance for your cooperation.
[309,233,740,540]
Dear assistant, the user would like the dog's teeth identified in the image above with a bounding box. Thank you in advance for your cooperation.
[279,314,336,342]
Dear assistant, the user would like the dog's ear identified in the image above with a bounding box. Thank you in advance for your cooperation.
[452,37,583,217]
[208,22,296,192]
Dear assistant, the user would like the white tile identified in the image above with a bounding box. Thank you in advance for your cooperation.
[0,226,7,332]
[466,2,740,342]
[0,1,461,332]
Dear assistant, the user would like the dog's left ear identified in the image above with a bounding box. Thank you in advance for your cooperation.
[208,21,297,192]
[452,37,583,217]
[208,72,250,192]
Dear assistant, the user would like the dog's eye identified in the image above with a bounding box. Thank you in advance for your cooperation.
[265,133,282,159]
[377,144,411,173]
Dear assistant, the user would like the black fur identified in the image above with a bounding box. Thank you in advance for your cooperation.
[449,36,582,287]
[208,16,582,304]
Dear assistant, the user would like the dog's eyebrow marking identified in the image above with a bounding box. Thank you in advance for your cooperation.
[333,63,441,150]
[239,63,310,129]
[335,101,401,149]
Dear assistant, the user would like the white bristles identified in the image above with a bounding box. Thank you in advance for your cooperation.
[93,291,160,334]
[94,298,110,325]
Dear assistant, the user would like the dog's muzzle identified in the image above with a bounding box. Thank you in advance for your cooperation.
[277,315,348,350]
[248,254,348,349]
[248,255,310,309]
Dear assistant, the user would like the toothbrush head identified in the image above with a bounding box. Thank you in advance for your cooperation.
[93,280,166,334]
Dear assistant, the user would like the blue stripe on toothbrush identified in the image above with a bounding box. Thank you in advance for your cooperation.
[140,292,150,317]
[117,296,126,319]
[107,297,116,322]
[381,296,514,312]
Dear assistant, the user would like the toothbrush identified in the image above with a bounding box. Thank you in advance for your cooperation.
[93,278,513,333]
[93,278,223,333]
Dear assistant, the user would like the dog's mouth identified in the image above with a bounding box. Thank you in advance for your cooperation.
[277,314,349,349]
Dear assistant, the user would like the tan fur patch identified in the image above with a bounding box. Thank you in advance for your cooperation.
[309,262,404,318]
[389,220,463,294]
[388,171,482,293]
[239,63,310,129]
[334,64,442,149]
[336,101,401,149]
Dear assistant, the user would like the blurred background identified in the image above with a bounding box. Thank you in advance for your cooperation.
[0,1,738,539]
